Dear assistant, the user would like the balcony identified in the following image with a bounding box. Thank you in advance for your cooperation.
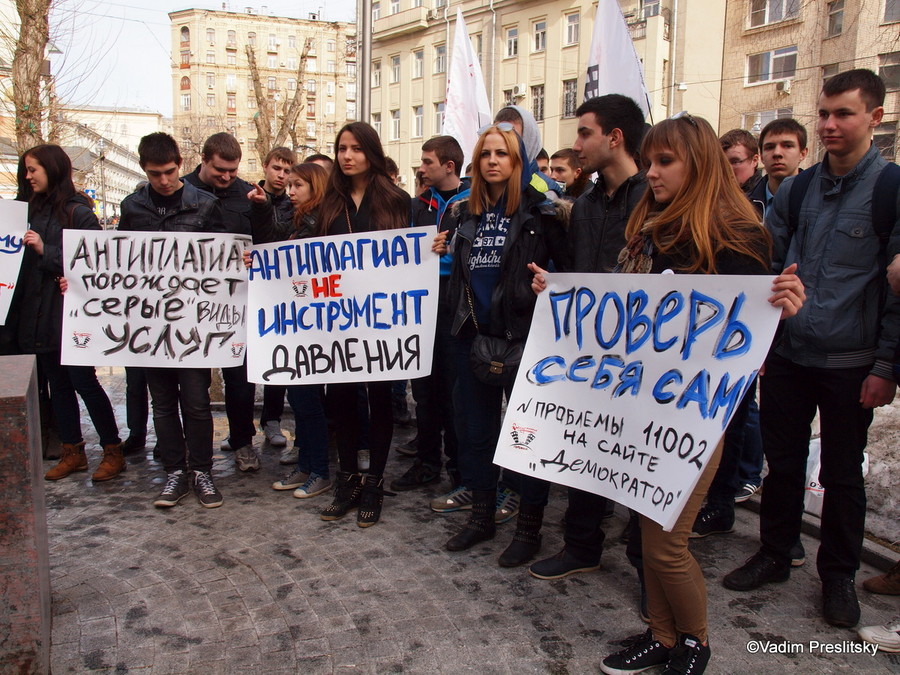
[373,6,429,41]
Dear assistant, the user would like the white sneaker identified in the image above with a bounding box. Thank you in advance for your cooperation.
[293,474,333,499]
[734,483,761,503]
[859,616,900,653]
[358,448,370,472]
[263,420,287,447]
[279,446,299,465]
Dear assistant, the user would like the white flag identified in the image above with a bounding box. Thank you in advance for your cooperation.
[584,0,652,119]
[443,7,493,171]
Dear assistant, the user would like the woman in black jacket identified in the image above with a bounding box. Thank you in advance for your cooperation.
[16,145,122,482]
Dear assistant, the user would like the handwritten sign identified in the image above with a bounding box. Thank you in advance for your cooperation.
[0,201,28,325]
[494,273,781,531]
[246,227,439,385]
[61,230,251,367]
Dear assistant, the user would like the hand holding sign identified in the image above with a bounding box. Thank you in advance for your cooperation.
[24,229,44,256]
[528,262,548,295]
[768,263,805,320]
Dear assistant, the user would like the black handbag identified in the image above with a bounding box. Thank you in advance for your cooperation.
[466,284,523,387]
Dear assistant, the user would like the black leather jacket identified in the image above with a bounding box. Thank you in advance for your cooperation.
[183,167,253,235]
[118,182,225,233]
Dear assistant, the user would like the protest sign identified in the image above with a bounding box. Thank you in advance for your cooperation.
[494,273,781,531]
[61,230,250,368]
[0,201,28,326]
[246,227,439,385]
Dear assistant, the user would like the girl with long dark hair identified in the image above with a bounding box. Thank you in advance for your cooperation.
[15,145,123,482]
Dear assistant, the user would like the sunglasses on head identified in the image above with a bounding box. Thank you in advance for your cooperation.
[478,122,516,135]
[669,110,698,128]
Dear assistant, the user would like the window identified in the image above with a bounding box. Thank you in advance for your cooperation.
[347,82,357,99]
[227,53,236,65]
[391,110,401,140]
[822,63,840,85]
[288,35,296,49]
[373,61,382,87]
[287,78,296,90]
[181,76,191,90]
[563,79,578,118]
[248,97,256,109]
[434,44,446,73]
[391,0,400,14]
[306,38,316,54]
[747,46,797,84]
[248,159,257,171]
[268,55,277,68]
[307,100,316,117]
[506,27,518,57]
[206,93,215,107]
[413,0,422,7]
[307,79,316,94]
[472,33,483,64]
[227,30,236,46]
[347,101,357,120]
[226,74,236,90]
[307,122,317,138]
[325,101,335,115]
[749,0,800,28]
[413,105,423,137]
[248,32,257,47]
[874,122,897,160]
[327,40,336,52]
[391,55,401,82]
[180,26,190,44]
[227,94,236,111]
[287,56,297,70]
[204,73,213,89]
[880,52,900,90]
[180,93,191,111]
[373,1,381,21]
[642,0,660,17]
[206,117,215,127]
[327,60,336,73]
[347,63,357,78]
[267,76,276,90]
[565,13,580,45]
[888,0,900,22]
[372,112,382,137]
[434,102,445,133]
[532,84,545,121]
[533,21,546,52]
[206,51,215,64]
[308,57,317,72]
[327,81,335,96]
[268,33,277,49]
[503,89,514,106]
[206,28,215,44]
[826,1,844,36]
[740,107,793,133]
[326,123,335,135]
[413,49,424,78]
[180,50,190,66]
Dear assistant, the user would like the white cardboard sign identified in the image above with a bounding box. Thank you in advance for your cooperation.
[61,230,250,367]
[494,273,781,531]
[0,201,28,326]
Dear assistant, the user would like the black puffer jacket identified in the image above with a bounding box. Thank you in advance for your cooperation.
[118,182,225,233]
[183,167,253,235]
[16,196,99,353]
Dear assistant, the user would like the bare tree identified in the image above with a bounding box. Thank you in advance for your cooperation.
[12,0,52,152]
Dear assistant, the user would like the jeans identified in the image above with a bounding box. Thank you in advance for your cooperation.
[329,381,392,476]
[759,355,872,581]
[146,367,213,473]
[706,379,757,510]
[286,384,329,478]
[124,366,149,440]
[563,488,609,564]
[222,362,256,448]
[38,352,120,446]
[260,384,287,426]
[737,398,763,487]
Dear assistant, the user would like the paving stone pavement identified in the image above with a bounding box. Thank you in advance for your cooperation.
[40,368,900,674]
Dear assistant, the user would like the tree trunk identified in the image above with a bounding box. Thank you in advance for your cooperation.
[13,0,52,153]
[246,45,273,162]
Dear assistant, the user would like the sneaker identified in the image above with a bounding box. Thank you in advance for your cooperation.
[390,460,440,491]
[822,578,860,627]
[279,445,299,465]
[120,435,146,456]
[858,616,900,653]
[358,448,371,472]
[272,469,310,491]
[661,634,710,675]
[220,436,233,452]
[193,470,223,508]
[734,483,760,503]
[529,549,601,580]
[234,444,260,472]
[263,420,287,447]
[690,505,735,538]
[293,474,333,499]
[789,540,805,567]
[396,436,418,457]
[600,629,671,674]
[495,486,520,524]
[153,470,190,507]
[430,485,473,513]
[723,550,790,591]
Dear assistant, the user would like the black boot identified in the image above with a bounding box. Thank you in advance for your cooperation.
[446,489,496,551]
[498,504,544,567]
[357,474,396,528]
[320,472,363,521]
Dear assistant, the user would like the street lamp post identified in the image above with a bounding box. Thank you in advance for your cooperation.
[97,139,107,227]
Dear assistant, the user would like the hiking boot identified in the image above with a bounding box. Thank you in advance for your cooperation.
[320,472,363,520]
[822,578,860,627]
[863,559,900,595]
[193,470,223,508]
[495,486,520,524]
[529,549,601,580]
[390,460,440,491]
[858,616,900,653]
[430,485,473,512]
[499,504,544,567]
[734,483,760,503]
[661,633,710,675]
[279,445,299,465]
[272,469,309,491]
[446,489,496,551]
[690,505,734,538]
[92,443,126,482]
[263,420,287,447]
[234,444,260,472]
[153,470,190,507]
[600,629,671,674]
[120,435,146,455]
[293,474,332,499]
[357,474,396,527]
[724,550,790,591]
[45,441,88,480]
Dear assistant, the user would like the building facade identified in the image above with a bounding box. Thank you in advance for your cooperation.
[169,7,357,180]
[369,0,726,186]
[55,105,163,155]
[719,0,900,164]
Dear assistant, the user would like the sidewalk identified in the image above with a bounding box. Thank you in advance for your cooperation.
[44,368,900,674]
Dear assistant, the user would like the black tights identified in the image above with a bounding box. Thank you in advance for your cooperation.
[328,382,393,476]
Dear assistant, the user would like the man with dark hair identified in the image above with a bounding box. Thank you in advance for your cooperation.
[119,132,228,508]
[720,128,762,194]
[304,153,334,171]
[725,68,900,629]
[535,148,550,174]
[395,135,468,494]
[549,148,588,199]
[183,132,259,473]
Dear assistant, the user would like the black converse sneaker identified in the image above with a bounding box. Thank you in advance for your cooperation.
[662,634,710,675]
[193,470,223,508]
[600,629,671,674]
[153,470,190,507]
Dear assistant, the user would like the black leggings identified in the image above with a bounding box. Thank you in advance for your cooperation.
[328,381,393,476]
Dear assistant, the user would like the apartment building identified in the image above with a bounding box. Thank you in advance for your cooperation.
[169,7,356,179]
[719,0,900,163]
[369,0,726,185]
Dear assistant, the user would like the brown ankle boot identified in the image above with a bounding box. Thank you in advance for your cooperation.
[863,559,900,595]
[45,442,88,480]
[92,443,126,482]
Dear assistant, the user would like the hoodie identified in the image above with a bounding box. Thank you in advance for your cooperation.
[497,104,561,197]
